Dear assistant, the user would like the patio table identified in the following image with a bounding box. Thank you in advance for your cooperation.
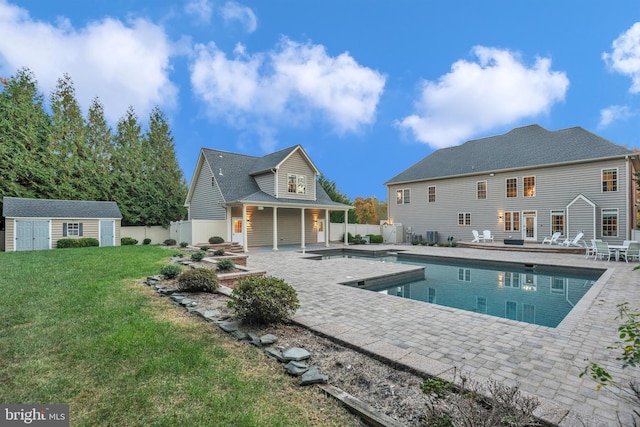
[609,245,626,262]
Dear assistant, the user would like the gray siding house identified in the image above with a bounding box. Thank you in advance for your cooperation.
[385,125,640,244]
[3,197,122,251]
[184,145,352,251]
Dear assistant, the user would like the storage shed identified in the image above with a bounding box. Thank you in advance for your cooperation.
[2,197,122,251]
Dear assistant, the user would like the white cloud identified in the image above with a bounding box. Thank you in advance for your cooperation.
[220,1,257,33]
[0,1,178,123]
[598,105,633,128]
[397,46,569,148]
[190,38,386,137]
[185,0,213,24]
[603,22,640,93]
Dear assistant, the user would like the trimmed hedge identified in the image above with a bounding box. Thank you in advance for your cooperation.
[57,238,100,248]
[177,268,219,292]
[163,239,177,246]
[121,237,138,246]
[227,276,300,325]
[208,236,224,244]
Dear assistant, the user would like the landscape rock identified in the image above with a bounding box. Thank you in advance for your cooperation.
[231,330,248,340]
[264,347,287,363]
[260,334,278,345]
[218,321,239,333]
[284,360,309,376]
[299,367,328,385]
[282,347,311,361]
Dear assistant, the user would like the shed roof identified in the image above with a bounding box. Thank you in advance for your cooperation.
[386,125,635,185]
[3,197,122,219]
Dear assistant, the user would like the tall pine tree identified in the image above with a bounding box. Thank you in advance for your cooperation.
[84,97,114,201]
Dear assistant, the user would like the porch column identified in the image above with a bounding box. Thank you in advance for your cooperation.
[225,206,232,242]
[242,204,248,253]
[300,208,306,250]
[344,209,349,246]
[272,207,279,251]
[325,209,330,247]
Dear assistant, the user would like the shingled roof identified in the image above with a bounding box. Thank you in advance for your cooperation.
[386,125,635,185]
[3,197,122,219]
[199,145,346,208]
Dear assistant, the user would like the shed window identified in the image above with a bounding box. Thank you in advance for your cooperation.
[63,222,83,237]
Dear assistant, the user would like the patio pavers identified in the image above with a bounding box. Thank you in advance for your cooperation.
[245,244,639,426]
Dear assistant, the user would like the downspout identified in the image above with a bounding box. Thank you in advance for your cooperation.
[626,156,631,240]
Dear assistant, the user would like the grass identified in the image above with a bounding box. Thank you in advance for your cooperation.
[0,246,357,426]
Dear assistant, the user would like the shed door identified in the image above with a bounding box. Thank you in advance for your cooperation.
[16,220,50,251]
[100,220,115,247]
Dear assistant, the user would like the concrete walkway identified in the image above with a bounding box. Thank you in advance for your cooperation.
[245,244,640,426]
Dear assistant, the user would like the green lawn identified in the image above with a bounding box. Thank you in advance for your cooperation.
[0,246,356,426]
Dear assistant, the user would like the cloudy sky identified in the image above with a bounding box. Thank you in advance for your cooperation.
[1,0,639,200]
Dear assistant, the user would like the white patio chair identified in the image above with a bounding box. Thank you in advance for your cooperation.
[561,232,584,247]
[585,239,600,259]
[471,230,481,243]
[593,240,615,261]
[620,242,640,263]
[542,232,561,245]
[482,230,494,242]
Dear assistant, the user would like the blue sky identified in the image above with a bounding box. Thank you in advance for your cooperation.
[1,1,639,201]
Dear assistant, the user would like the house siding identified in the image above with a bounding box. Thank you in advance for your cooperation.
[189,160,226,220]
[254,172,276,197]
[243,207,321,246]
[5,220,15,252]
[277,151,316,201]
[388,158,631,243]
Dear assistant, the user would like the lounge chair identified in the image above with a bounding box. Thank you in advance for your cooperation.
[620,242,640,263]
[482,230,494,242]
[561,232,584,247]
[471,230,481,243]
[584,239,600,259]
[593,240,615,261]
[542,232,561,245]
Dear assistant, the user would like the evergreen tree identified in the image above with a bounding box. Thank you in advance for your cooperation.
[0,68,53,206]
[144,106,187,226]
[317,173,357,223]
[84,97,114,201]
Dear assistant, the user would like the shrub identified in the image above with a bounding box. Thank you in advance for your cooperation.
[191,251,205,262]
[57,238,99,248]
[367,234,383,244]
[177,268,219,292]
[209,236,224,244]
[121,237,138,246]
[179,241,188,248]
[163,238,177,246]
[200,245,210,251]
[213,248,225,256]
[143,238,151,245]
[227,276,300,325]
[160,264,183,279]
[217,259,235,271]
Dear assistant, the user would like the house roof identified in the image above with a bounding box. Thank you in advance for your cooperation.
[2,197,122,219]
[385,125,636,185]
[197,146,349,209]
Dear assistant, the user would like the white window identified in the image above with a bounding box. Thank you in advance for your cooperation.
[396,189,410,204]
[550,210,565,235]
[523,176,535,197]
[506,178,517,198]
[428,186,436,203]
[602,208,618,237]
[477,180,487,200]
[287,174,306,194]
[458,212,471,226]
[504,211,520,232]
[63,222,81,237]
[602,168,618,192]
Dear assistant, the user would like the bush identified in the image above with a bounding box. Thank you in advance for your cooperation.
[213,248,225,256]
[217,259,235,271]
[191,251,205,262]
[160,264,183,279]
[367,234,383,244]
[200,245,210,251]
[143,238,151,245]
[227,276,300,325]
[57,238,100,248]
[180,241,188,248]
[121,237,138,246]
[163,239,177,246]
[209,236,224,244]
[177,268,219,292]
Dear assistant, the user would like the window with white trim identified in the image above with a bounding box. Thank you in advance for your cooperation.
[602,168,618,192]
[63,222,82,237]
[458,212,471,226]
[396,189,410,204]
[523,176,535,197]
[602,208,618,237]
[428,186,436,203]
[287,174,306,194]
[476,180,487,200]
[504,211,520,232]
[506,178,517,198]
[550,210,565,235]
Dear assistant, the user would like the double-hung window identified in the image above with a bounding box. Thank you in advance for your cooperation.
[523,176,535,197]
[504,211,520,232]
[287,174,306,194]
[428,186,436,203]
[476,181,487,200]
[396,189,410,204]
[602,209,618,237]
[506,178,517,198]
[550,210,565,235]
[602,168,618,192]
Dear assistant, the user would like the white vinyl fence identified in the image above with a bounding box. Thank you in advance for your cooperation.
[328,223,382,242]
[120,226,170,245]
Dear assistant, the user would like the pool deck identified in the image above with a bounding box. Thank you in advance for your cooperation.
[245,243,640,426]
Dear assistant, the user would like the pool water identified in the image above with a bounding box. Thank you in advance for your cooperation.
[320,253,602,327]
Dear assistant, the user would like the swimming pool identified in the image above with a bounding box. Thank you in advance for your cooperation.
[312,251,603,327]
